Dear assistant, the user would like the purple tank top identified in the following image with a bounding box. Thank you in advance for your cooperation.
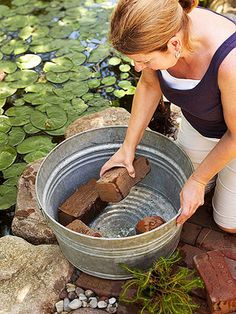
[156,12,236,139]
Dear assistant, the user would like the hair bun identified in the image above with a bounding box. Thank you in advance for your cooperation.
[178,0,198,13]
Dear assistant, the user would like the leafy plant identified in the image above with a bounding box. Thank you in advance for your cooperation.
[120,250,204,314]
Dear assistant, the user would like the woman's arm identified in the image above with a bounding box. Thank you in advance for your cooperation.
[177,48,236,225]
[100,68,162,176]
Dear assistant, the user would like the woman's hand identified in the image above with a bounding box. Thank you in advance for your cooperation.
[100,144,136,178]
[177,175,206,225]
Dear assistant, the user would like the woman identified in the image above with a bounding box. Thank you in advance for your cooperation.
[100,0,236,233]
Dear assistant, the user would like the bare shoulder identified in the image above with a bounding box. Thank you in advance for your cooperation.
[218,47,236,82]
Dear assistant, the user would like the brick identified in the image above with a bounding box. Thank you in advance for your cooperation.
[178,243,206,269]
[58,179,107,225]
[196,228,236,251]
[135,216,165,234]
[194,250,236,314]
[96,157,151,202]
[76,273,125,297]
[66,220,102,237]
[180,222,202,245]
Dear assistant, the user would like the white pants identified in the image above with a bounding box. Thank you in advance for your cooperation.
[176,115,236,229]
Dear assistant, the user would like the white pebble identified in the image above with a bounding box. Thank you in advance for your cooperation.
[89,298,98,308]
[82,300,88,307]
[66,283,76,292]
[108,297,117,305]
[75,287,84,296]
[79,293,87,301]
[55,300,64,313]
[98,300,107,309]
[85,289,95,297]
[107,304,117,313]
[68,299,82,310]
[63,298,70,311]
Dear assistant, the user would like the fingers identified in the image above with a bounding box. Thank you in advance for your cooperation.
[100,161,135,178]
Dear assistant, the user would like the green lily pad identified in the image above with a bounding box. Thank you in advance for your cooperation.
[3,15,28,30]
[126,86,136,95]
[108,57,121,66]
[2,162,27,178]
[0,132,8,145]
[118,80,132,90]
[0,145,17,171]
[88,97,111,107]
[88,45,110,63]
[119,64,131,72]
[66,52,86,66]
[46,72,70,83]
[23,93,45,105]
[69,66,91,81]
[19,25,49,40]
[12,0,30,7]
[1,39,29,55]
[17,135,56,154]
[0,116,11,133]
[0,98,6,107]
[4,177,19,186]
[16,54,42,69]
[71,98,88,114]
[0,52,3,60]
[43,57,73,73]
[114,89,126,98]
[120,72,129,79]
[6,106,33,127]
[0,82,17,98]
[50,25,74,39]
[23,122,40,134]
[30,38,65,53]
[0,61,17,74]
[101,76,116,86]
[8,127,25,146]
[82,93,94,101]
[30,106,67,131]
[23,149,50,163]
[5,70,38,88]
[88,78,100,89]
[106,87,114,93]
[0,185,17,210]
[25,83,53,93]
[0,5,11,18]
[14,99,25,106]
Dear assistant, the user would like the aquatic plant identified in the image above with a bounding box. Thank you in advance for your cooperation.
[120,250,204,314]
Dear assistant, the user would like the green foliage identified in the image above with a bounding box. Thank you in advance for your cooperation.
[120,251,204,314]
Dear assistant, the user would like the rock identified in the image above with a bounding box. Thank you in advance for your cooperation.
[97,300,108,309]
[66,219,102,237]
[194,249,236,314]
[89,298,98,308]
[68,291,77,300]
[11,159,56,245]
[58,179,107,226]
[107,304,118,313]
[65,107,131,139]
[66,283,76,292]
[108,297,117,305]
[0,235,74,314]
[75,287,85,296]
[55,300,64,313]
[78,293,87,301]
[68,299,82,310]
[135,216,166,234]
[85,289,95,298]
[63,298,70,311]
[96,157,151,202]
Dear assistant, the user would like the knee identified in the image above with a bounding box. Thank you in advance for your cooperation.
[216,224,236,234]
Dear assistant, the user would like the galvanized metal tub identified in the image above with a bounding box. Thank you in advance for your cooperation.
[36,126,193,279]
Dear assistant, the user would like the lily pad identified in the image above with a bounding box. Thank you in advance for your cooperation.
[46,72,70,83]
[88,45,110,63]
[88,78,100,89]
[43,57,73,73]
[106,87,114,93]
[119,64,131,72]
[16,54,42,69]
[8,127,26,146]
[0,185,17,210]
[0,145,17,171]
[25,83,53,93]
[0,82,17,98]
[30,106,67,130]
[71,98,88,114]
[5,70,38,88]
[12,0,30,7]
[101,76,116,86]
[23,122,40,134]
[3,177,19,186]
[14,99,25,106]
[82,93,94,101]
[108,57,121,66]
[17,135,56,154]
[0,116,11,133]
[0,98,6,107]
[23,149,50,163]
[30,38,65,53]
[66,52,86,66]
[19,25,49,40]
[120,72,129,79]
[0,61,17,74]
[118,80,132,90]
[50,25,74,39]
[6,106,33,127]
[69,66,91,81]
[1,39,29,55]
[2,162,27,179]
[0,132,8,145]
[114,89,126,98]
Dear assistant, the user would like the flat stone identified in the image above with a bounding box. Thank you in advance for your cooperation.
[196,228,236,251]
[180,222,202,246]
[0,235,74,314]
[178,243,206,269]
[65,107,131,139]
[76,273,125,297]
[11,159,56,245]
[194,249,236,314]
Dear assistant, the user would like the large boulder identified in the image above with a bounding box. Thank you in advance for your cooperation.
[65,107,131,138]
[11,159,56,245]
[0,235,74,314]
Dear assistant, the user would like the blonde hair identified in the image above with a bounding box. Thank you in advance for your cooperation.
[109,0,199,54]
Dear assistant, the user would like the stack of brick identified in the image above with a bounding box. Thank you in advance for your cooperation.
[194,249,236,314]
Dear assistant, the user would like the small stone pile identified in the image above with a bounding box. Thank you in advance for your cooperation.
[54,271,118,314]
